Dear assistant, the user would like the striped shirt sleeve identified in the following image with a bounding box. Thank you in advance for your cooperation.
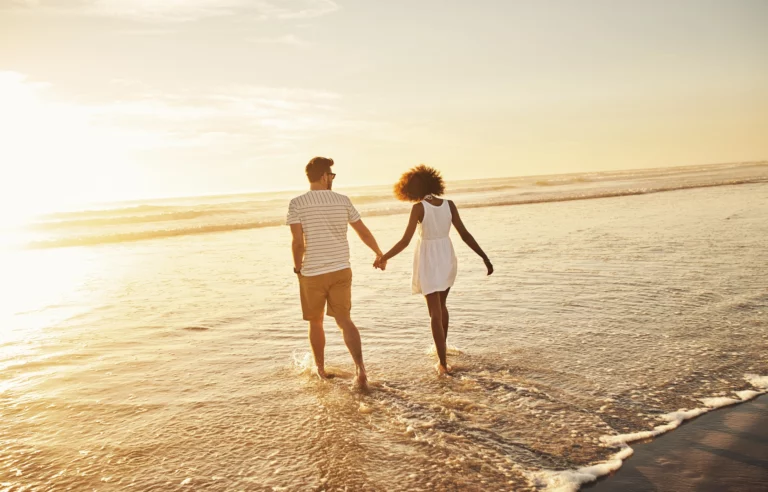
[286,199,301,225]
[347,198,361,223]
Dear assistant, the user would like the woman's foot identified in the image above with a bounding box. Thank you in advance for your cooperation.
[355,366,369,391]
[315,366,328,379]
[435,363,452,376]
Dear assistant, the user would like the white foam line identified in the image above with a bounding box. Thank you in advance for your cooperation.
[599,408,708,447]
[526,445,633,492]
[699,396,742,409]
[745,374,768,389]
[526,373,768,491]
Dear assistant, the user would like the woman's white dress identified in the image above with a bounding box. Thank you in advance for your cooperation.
[412,199,458,295]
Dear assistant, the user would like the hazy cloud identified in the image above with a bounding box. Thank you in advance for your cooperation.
[247,34,311,47]
[1,72,373,154]
[258,0,339,19]
[3,0,341,22]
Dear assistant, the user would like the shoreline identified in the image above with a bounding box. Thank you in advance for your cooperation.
[584,394,768,491]
[23,175,768,250]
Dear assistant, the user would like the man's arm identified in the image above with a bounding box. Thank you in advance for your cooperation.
[290,223,305,272]
[350,219,383,257]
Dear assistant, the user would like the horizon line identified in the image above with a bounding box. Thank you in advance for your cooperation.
[31,160,768,215]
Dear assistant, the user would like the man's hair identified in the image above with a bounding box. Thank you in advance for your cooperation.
[394,165,445,202]
[305,156,334,182]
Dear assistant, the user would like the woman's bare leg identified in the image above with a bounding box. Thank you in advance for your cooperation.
[425,292,448,374]
[440,288,450,344]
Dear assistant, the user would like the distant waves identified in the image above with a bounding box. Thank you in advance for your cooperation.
[28,220,283,248]
[22,163,768,249]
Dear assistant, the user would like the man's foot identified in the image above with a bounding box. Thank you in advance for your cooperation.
[435,363,452,376]
[315,366,328,379]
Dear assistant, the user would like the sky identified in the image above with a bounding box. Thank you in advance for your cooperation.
[1,0,767,213]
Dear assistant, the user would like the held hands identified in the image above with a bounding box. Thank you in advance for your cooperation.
[373,254,387,271]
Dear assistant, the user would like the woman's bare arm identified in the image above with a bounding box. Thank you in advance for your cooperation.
[380,203,424,264]
[449,200,493,275]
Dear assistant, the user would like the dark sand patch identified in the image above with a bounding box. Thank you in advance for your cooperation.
[586,395,768,491]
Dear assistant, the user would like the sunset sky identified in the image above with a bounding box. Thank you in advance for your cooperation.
[1,0,767,213]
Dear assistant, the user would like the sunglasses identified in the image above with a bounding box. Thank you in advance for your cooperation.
[326,172,336,179]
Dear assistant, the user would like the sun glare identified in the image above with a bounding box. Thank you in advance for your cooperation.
[0,247,102,372]
[0,73,136,226]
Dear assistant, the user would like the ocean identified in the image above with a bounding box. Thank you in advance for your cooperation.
[1,162,767,490]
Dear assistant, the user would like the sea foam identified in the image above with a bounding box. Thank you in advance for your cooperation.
[528,373,768,491]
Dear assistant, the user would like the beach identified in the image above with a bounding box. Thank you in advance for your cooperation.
[1,163,767,490]
[586,395,767,491]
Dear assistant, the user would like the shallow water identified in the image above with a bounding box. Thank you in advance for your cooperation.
[1,171,767,490]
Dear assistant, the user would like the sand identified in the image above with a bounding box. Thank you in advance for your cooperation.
[585,395,768,491]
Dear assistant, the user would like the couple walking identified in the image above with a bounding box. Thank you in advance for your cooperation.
[286,157,493,389]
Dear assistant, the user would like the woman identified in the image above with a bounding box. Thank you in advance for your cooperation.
[376,165,493,375]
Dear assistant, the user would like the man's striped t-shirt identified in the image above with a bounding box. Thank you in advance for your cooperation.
[286,190,362,277]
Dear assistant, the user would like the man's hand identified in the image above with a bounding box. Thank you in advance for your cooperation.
[373,255,387,271]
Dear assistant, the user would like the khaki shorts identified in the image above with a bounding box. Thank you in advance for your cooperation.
[298,268,352,321]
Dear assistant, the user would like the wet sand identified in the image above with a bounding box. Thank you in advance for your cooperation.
[586,395,768,491]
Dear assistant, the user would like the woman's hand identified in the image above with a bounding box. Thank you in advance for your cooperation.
[484,258,494,276]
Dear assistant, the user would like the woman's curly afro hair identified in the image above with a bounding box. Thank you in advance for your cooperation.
[393,165,445,202]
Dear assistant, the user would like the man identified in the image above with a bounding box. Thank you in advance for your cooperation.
[286,157,383,389]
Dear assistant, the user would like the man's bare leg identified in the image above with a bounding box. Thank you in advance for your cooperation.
[334,316,368,389]
[308,318,327,378]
